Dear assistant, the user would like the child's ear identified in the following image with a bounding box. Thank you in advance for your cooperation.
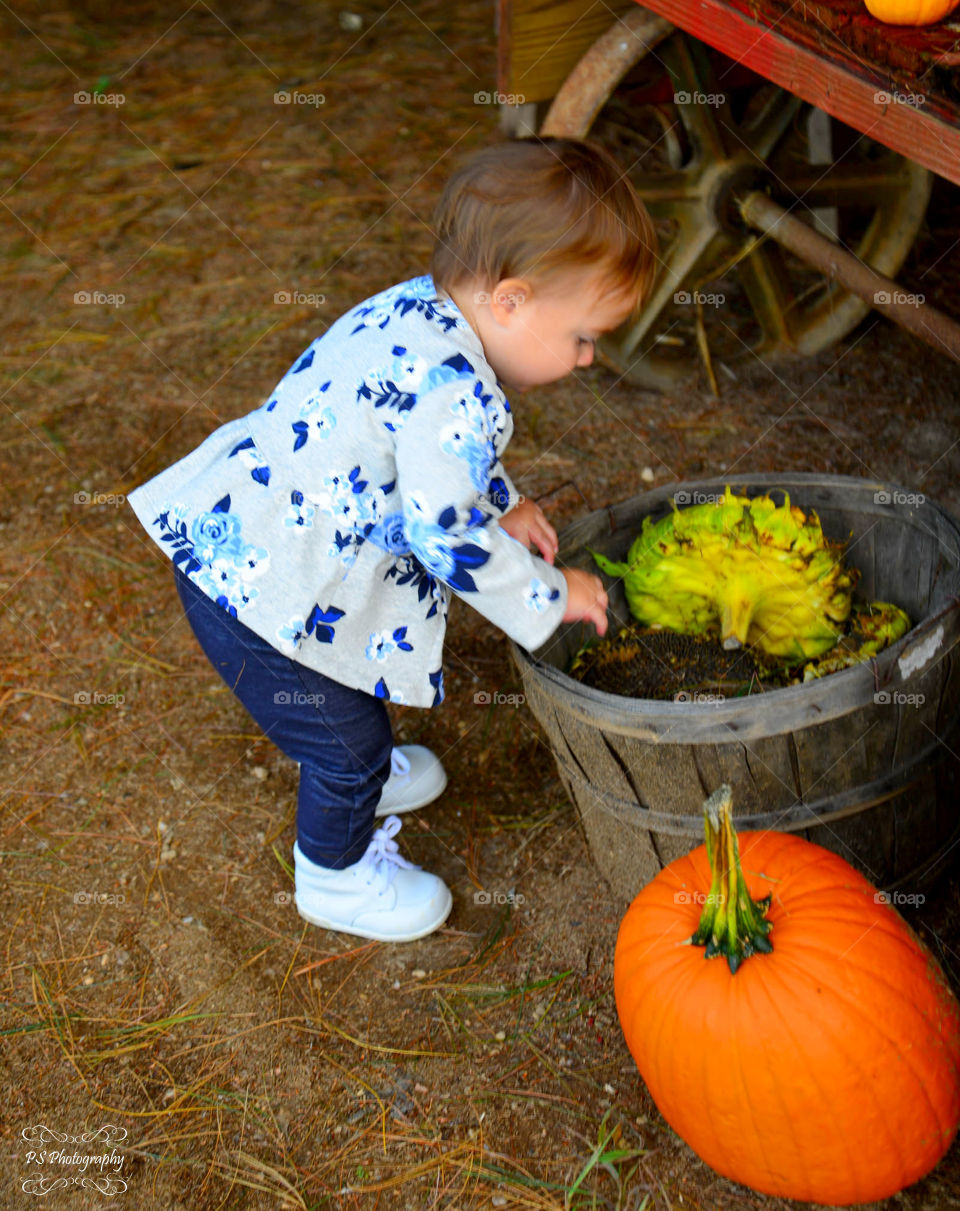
[488,278,530,326]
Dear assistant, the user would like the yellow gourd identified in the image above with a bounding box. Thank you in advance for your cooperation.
[864,0,958,24]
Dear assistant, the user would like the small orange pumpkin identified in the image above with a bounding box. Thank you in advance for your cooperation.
[864,0,959,24]
[614,786,960,1205]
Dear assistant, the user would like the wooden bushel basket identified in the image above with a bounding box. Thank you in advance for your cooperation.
[512,474,960,904]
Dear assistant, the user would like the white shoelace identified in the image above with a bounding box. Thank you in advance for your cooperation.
[389,748,411,781]
[358,814,416,894]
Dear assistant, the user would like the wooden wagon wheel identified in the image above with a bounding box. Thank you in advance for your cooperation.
[540,8,933,389]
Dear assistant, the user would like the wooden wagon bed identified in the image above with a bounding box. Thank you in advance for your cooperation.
[499,0,960,185]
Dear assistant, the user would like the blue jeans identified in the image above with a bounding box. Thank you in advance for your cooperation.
[174,569,393,868]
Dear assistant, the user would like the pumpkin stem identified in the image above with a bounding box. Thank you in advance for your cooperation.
[689,785,773,974]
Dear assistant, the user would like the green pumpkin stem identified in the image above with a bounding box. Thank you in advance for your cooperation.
[689,785,773,974]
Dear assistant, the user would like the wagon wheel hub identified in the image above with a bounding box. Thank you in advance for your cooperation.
[669,154,775,245]
[705,161,769,235]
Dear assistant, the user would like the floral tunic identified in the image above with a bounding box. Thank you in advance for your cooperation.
[128,276,567,707]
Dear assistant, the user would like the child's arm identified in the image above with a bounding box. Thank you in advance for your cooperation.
[502,500,607,634]
[499,497,558,564]
[561,568,609,636]
[394,384,572,648]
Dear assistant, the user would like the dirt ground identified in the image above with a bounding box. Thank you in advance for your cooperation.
[3,1,960,1208]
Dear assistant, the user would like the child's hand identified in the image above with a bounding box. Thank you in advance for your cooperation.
[500,497,559,564]
[561,568,609,636]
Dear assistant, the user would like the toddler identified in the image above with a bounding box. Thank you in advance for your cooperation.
[128,136,656,943]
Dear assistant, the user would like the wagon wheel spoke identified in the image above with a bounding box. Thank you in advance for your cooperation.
[773,160,918,208]
[630,169,704,210]
[657,37,736,160]
[735,240,800,352]
[618,218,731,358]
[738,90,804,161]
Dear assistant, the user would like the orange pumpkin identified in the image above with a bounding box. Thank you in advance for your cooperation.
[614,786,960,1205]
[864,0,959,23]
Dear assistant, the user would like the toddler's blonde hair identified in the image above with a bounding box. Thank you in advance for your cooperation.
[430,137,656,302]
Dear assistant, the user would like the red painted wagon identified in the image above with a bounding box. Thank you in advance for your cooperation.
[497,0,960,386]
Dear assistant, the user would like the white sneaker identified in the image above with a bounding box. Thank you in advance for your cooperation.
[293,815,452,942]
[376,745,447,817]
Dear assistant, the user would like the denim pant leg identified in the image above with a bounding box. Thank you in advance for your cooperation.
[173,569,393,868]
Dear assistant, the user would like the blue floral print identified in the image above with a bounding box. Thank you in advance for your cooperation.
[355,345,422,429]
[485,476,511,514]
[228,436,271,485]
[307,465,390,571]
[350,276,458,336]
[284,490,315,530]
[384,555,444,620]
[525,577,562,613]
[403,491,491,593]
[129,276,568,708]
[194,559,260,611]
[440,420,495,491]
[154,494,268,618]
[305,603,345,644]
[191,509,242,563]
[292,381,334,451]
[276,616,307,655]
[368,512,410,556]
[365,626,413,663]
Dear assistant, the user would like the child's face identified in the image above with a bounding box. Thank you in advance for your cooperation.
[479,268,638,390]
